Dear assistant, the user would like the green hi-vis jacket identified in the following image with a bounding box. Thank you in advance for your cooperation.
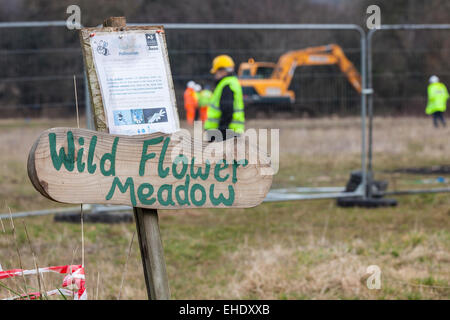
[204,76,245,134]
[198,89,213,107]
[426,82,449,115]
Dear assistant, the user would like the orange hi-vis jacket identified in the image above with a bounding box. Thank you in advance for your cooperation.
[184,87,198,124]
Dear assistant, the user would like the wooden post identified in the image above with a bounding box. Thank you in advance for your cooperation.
[102,17,170,300]
[103,16,126,28]
[133,207,170,299]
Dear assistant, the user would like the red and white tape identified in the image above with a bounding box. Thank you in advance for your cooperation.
[0,264,86,300]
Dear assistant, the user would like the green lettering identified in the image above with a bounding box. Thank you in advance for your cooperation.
[209,184,235,206]
[137,183,156,205]
[87,135,97,174]
[214,159,229,182]
[105,177,136,206]
[172,155,188,179]
[157,184,175,206]
[190,158,210,180]
[100,137,119,176]
[158,137,171,178]
[139,137,163,176]
[76,137,85,173]
[49,131,75,172]
[231,159,248,183]
[190,184,206,206]
[175,175,190,206]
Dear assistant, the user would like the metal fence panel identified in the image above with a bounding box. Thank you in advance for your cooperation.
[0,22,89,118]
[367,25,450,196]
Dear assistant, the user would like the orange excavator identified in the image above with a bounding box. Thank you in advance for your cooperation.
[237,44,362,110]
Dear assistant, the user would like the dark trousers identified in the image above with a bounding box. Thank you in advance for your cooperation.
[206,129,240,142]
[194,108,199,121]
[433,111,446,128]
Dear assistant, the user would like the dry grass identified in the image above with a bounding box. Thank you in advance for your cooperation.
[0,116,449,300]
[224,233,450,299]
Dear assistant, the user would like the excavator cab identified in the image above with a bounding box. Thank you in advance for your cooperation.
[238,58,276,79]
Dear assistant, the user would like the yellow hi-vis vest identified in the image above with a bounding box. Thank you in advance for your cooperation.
[426,82,449,115]
[204,76,245,134]
[198,89,213,107]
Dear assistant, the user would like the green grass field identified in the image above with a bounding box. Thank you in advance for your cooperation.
[0,117,449,299]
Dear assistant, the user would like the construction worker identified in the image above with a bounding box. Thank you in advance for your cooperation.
[197,84,213,122]
[183,81,198,125]
[204,55,245,141]
[426,75,449,128]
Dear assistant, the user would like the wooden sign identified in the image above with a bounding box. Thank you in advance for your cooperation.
[28,128,273,209]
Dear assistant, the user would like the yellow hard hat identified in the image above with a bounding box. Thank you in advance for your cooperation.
[210,55,235,74]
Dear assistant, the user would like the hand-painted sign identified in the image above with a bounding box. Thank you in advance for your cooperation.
[28,128,273,209]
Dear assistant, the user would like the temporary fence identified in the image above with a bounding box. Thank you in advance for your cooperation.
[0,21,93,127]
[367,24,450,198]
[1,22,450,217]
[0,22,369,203]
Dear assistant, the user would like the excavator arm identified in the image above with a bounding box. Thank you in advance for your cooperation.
[272,44,362,93]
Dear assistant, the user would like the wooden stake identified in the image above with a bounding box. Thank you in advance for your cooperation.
[103,16,126,28]
[101,16,170,300]
[133,208,170,299]
[73,74,85,270]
